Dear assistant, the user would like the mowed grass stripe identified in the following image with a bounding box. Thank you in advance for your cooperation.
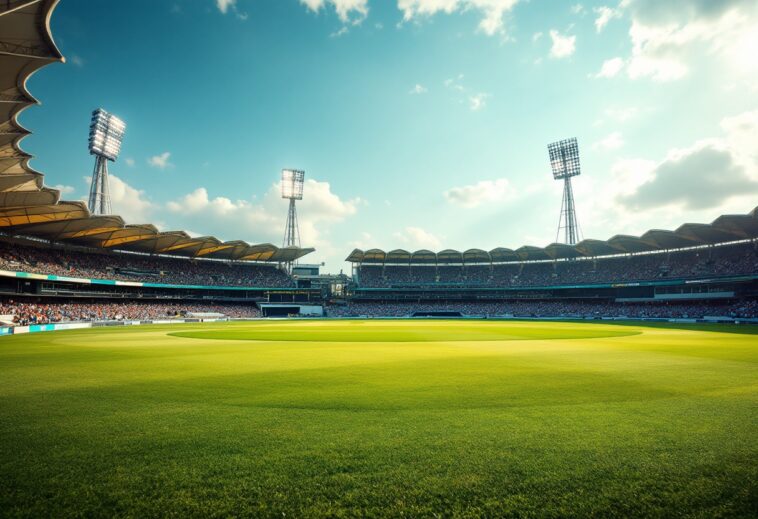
[0,320,756,517]
[168,319,642,342]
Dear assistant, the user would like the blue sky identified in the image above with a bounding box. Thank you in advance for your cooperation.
[22,0,758,271]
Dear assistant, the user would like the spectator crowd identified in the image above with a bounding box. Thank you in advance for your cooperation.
[0,299,260,326]
[327,299,758,319]
[0,241,293,288]
[357,242,758,288]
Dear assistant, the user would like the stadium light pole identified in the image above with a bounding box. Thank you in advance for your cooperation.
[281,169,305,249]
[87,109,126,215]
[547,137,582,245]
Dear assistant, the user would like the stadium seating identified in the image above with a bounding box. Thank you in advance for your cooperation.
[0,299,260,326]
[355,242,758,288]
[0,241,294,288]
[328,299,758,319]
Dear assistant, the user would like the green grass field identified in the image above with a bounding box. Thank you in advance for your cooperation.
[1,320,756,517]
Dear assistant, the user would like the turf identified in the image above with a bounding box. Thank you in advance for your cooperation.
[0,320,756,517]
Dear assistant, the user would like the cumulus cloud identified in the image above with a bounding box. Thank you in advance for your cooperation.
[592,57,624,78]
[82,174,153,223]
[619,0,758,82]
[397,0,520,36]
[301,0,369,25]
[166,179,361,248]
[621,147,757,210]
[592,131,624,151]
[617,109,758,211]
[549,30,576,58]
[148,152,172,169]
[409,83,428,94]
[444,178,513,208]
[393,226,441,250]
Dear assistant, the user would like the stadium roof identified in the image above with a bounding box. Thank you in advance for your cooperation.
[0,0,313,263]
[346,207,758,264]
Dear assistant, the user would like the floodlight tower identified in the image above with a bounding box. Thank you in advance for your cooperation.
[281,169,305,248]
[87,108,126,215]
[547,137,582,245]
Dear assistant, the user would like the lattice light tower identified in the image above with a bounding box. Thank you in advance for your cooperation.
[281,169,305,248]
[548,137,582,245]
[87,109,126,215]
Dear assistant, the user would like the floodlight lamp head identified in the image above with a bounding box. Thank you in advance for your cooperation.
[281,169,305,200]
[88,108,126,161]
[547,137,581,180]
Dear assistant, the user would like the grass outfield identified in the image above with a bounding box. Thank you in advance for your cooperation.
[1,320,756,517]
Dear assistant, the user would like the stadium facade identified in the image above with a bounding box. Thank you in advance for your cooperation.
[0,1,756,329]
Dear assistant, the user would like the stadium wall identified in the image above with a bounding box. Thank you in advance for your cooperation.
[2,314,757,338]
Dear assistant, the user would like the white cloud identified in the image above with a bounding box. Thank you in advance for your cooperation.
[148,152,172,169]
[409,83,428,94]
[582,110,758,237]
[444,178,513,208]
[330,26,349,37]
[82,174,153,223]
[216,0,235,14]
[549,30,576,58]
[301,0,369,25]
[593,6,621,32]
[620,145,758,211]
[166,179,361,249]
[397,0,521,36]
[592,131,624,151]
[468,92,489,111]
[592,57,624,78]
[548,111,758,242]
[215,0,247,19]
[70,55,84,67]
[532,31,542,42]
[622,0,758,82]
[393,226,441,250]
[571,4,584,15]
[124,158,135,167]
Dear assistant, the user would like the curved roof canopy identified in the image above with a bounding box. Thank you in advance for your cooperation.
[346,207,758,264]
[0,0,313,263]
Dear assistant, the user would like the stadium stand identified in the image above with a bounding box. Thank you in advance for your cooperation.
[0,299,259,325]
[327,299,758,319]
[342,213,758,321]
[349,238,758,289]
[0,240,294,288]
